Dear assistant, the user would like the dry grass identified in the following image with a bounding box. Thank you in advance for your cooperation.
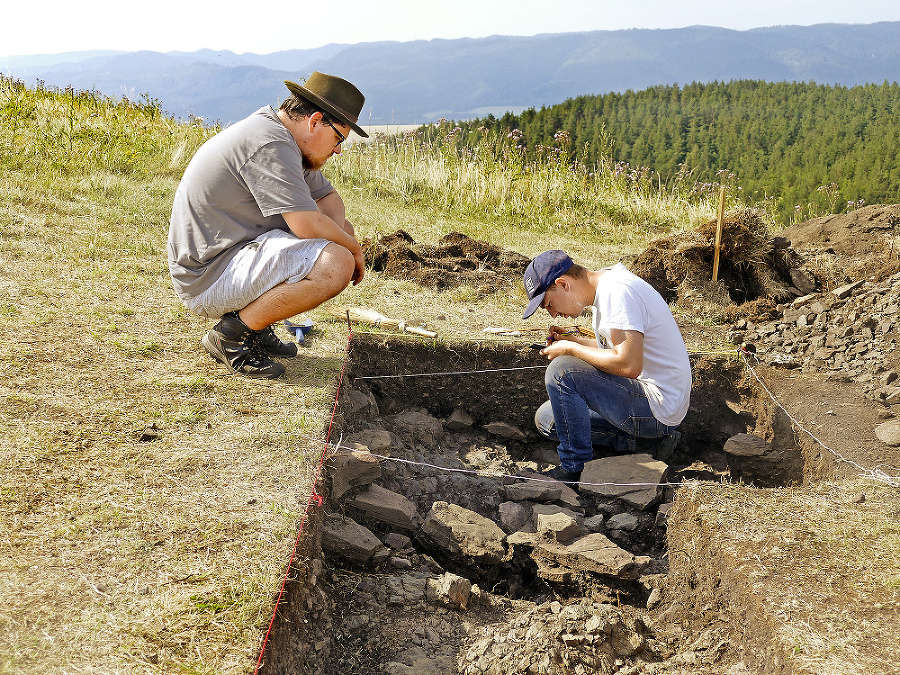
[0,167,355,672]
[671,481,900,674]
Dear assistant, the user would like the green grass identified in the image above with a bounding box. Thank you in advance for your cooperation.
[329,121,749,262]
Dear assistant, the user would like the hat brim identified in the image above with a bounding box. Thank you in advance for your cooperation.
[284,80,369,138]
[522,292,545,320]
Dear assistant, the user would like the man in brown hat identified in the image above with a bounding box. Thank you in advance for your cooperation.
[168,72,369,379]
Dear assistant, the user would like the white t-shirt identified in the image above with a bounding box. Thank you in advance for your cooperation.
[592,264,692,426]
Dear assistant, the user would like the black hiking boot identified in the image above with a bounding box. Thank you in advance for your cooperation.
[201,313,286,379]
[539,465,582,490]
[253,324,299,358]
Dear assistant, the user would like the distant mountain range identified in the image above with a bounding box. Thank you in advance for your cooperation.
[3,22,900,125]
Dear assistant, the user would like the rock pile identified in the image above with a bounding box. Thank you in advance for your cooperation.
[729,272,900,406]
[460,599,662,675]
[322,404,674,598]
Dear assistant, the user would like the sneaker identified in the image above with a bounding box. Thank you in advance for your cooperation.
[201,314,286,379]
[539,465,582,489]
[253,324,299,358]
[643,430,681,462]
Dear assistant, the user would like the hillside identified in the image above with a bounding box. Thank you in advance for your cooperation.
[455,80,900,224]
[3,22,900,124]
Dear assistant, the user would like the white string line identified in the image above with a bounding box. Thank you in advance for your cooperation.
[320,438,693,489]
[740,352,900,488]
[351,351,733,381]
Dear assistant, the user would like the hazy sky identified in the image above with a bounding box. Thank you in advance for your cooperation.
[3,0,899,58]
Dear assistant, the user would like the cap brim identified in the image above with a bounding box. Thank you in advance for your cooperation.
[284,80,369,138]
[522,292,545,319]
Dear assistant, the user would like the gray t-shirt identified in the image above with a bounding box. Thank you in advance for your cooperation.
[167,106,333,299]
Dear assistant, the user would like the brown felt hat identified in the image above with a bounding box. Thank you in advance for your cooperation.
[284,71,368,138]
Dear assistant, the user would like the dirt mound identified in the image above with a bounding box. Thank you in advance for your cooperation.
[630,208,797,317]
[776,203,900,282]
[362,230,530,294]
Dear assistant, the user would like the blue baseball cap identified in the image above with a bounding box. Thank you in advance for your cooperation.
[522,250,574,319]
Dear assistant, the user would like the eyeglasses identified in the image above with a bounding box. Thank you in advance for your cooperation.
[324,119,347,148]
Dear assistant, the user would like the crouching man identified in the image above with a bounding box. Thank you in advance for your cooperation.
[167,72,369,379]
[522,250,692,486]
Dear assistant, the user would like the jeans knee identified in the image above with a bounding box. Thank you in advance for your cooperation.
[535,400,556,439]
[545,355,584,386]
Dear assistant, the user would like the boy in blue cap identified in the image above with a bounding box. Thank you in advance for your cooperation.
[523,250,692,487]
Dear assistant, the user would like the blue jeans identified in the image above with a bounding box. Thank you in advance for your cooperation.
[535,355,677,472]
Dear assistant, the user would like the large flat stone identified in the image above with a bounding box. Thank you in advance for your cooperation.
[327,448,382,499]
[579,453,668,510]
[501,481,562,503]
[348,484,422,530]
[422,501,507,564]
[532,532,646,579]
[321,512,383,564]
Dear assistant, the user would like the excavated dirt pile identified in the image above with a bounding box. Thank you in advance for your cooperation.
[630,207,796,309]
[362,230,531,294]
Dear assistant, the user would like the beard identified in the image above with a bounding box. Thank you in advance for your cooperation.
[301,149,328,172]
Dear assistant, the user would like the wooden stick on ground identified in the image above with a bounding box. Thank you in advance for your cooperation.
[328,306,438,338]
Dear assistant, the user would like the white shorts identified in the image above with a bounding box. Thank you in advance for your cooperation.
[185,230,330,319]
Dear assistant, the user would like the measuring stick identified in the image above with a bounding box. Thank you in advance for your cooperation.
[712,185,726,281]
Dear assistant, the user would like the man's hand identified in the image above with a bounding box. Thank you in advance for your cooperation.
[540,339,572,360]
[542,327,645,379]
[351,249,365,285]
[546,325,595,346]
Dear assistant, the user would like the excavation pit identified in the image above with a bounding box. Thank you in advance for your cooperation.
[260,333,812,674]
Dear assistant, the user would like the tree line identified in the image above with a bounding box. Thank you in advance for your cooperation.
[450,80,900,224]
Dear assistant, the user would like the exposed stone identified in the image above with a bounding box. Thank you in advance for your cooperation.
[531,503,583,527]
[327,448,382,499]
[421,501,507,564]
[384,532,412,550]
[532,532,648,579]
[482,421,527,441]
[723,433,770,457]
[389,556,413,569]
[346,386,379,417]
[392,409,446,447]
[425,572,472,610]
[445,407,474,431]
[656,502,673,528]
[501,481,562,503]
[518,470,582,508]
[321,512,384,564]
[580,454,668,510]
[790,268,817,294]
[348,429,393,452]
[371,547,392,566]
[535,511,587,544]
[607,513,640,531]
[875,419,900,447]
[584,514,606,531]
[498,501,532,533]
[348,484,422,530]
[831,279,865,299]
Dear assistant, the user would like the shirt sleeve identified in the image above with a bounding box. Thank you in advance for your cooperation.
[239,141,322,216]
[597,281,650,334]
[304,169,334,201]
